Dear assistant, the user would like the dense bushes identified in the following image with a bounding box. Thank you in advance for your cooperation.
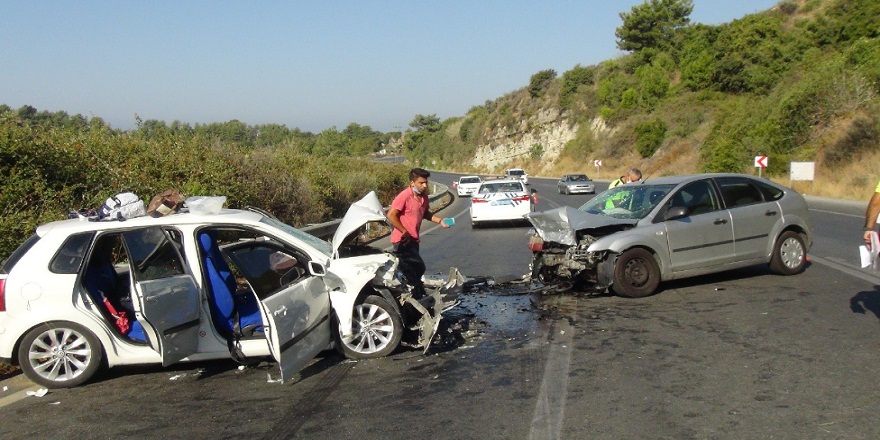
[0,112,408,257]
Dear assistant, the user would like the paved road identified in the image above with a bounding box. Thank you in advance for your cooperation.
[2,172,879,439]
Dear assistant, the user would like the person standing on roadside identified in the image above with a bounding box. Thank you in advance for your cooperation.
[387,168,450,297]
[863,180,880,242]
[609,167,643,188]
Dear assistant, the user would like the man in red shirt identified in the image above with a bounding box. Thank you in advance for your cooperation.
[387,168,450,297]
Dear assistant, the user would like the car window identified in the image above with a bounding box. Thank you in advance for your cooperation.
[1,234,41,275]
[755,180,784,201]
[715,177,766,208]
[122,227,187,281]
[580,184,675,219]
[480,182,524,193]
[50,232,95,274]
[668,180,720,216]
[260,217,332,256]
[460,177,481,184]
[225,244,309,299]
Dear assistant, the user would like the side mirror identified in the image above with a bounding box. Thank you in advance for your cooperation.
[308,261,327,277]
[665,206,689,221]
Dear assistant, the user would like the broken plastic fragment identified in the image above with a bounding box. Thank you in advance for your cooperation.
[26,388,48,397]
[266,373,283,384]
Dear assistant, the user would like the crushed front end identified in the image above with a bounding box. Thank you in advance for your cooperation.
[525,207,635,293]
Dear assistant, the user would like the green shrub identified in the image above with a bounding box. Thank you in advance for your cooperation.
[635,119,667,158]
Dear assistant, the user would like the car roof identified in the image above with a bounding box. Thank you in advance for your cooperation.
[639,173,772,186]
[459,175,481,179]
[35,209,266,237]
[480,178,525,185]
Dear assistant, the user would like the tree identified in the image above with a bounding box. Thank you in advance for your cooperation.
[615,0,693,53]
[559,65,595,108]
[409,114,440,132]
[529,69,557,98]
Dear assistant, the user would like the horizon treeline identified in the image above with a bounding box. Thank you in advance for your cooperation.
[0,106,409,257]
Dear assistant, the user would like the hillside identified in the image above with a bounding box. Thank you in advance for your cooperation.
[402,0,880,201]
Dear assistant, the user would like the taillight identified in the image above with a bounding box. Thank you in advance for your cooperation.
[0,279,6,312]
[472,198,488,203]
[514,195,530,202]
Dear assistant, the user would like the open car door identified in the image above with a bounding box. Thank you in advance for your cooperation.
[122,227,200,366]
[224,241,332,382]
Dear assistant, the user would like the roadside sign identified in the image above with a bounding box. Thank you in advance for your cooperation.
[593,160,602,167]
[790,162,815,181]
[754,155,768,168]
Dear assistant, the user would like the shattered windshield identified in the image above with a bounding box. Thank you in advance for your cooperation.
[260,217,333,256]
[579,184,675,219]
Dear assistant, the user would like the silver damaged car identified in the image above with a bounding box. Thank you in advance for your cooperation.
[526,174,813,298]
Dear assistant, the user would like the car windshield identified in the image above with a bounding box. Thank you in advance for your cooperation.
[460,177,481,184]
[480,182,525,193]
[507,170,525,176]
[259,217,333,256]
[579,184,676,219]
[568,175,588,182]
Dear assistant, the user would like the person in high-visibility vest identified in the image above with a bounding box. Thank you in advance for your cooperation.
[606,168,642,209]
[609,168,642,189]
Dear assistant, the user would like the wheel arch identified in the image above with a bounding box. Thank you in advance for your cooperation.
[597,244,665,288]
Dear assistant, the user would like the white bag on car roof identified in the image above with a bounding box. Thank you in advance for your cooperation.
[98,192,146,221]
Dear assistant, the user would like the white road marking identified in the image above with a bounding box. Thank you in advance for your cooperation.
[809,208,863,218]
[809,255,880,285]
[528,320,573,440]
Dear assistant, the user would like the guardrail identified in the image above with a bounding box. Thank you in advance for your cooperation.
[301,182,450,240]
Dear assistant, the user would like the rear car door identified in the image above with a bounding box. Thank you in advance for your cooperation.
[663,179,735,272]
[715,176,780,261]
[122,227,200,366]
[224,242,331,382]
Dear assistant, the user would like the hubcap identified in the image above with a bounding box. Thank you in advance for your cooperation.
[624,258,649,287]
[28,328,93,383]
[341,303,395,354]
[780,237,805,269]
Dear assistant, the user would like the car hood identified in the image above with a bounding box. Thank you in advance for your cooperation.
[331,191,388,255]
[525,206,636,246]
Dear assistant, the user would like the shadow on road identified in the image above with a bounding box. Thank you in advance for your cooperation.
[850,286,880,321]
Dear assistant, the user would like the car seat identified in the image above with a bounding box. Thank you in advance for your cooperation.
[197,231,264,338]
[83,244,147,343]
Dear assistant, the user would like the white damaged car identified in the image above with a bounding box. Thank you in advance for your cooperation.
[0,192,461,388]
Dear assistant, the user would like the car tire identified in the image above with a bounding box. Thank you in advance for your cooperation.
[335,295,403,359]
[769,231,806,275]
[471,220,480,229]
[17,321,105,388]
[611,248,660,298]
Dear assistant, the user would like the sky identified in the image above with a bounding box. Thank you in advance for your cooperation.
[1,0,780,133]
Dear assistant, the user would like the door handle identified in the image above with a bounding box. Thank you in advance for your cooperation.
[714,218,728,225]
[273,305,288,317]
[765,210,777,216]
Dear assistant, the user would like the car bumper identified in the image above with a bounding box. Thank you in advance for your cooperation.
[566,187,595,194]
[471,204,531,222]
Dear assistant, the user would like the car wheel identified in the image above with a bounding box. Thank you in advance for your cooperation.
[611,248,660,298]
[335,295,402,359]
[471,220,480,229]
[769,231,806,275]
[17,321,104,388]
